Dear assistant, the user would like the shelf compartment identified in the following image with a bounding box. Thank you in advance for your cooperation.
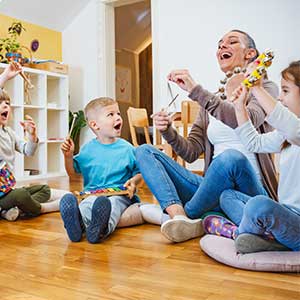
[24,107,46,141]
[47,143,64,174]
[8,107,24,137]
[23,72,46,107]
[47,110,68,140]
[0,75,24,106]
[47,76,68,109]
[24,143,46,177]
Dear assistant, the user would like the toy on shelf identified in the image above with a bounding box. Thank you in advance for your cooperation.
[20,71,34,89]
[0,161,16,197]
[74,185,129,200]
[243,49,274,88]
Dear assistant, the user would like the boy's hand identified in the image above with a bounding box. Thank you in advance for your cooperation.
[20,115,38,142]
[61,138,75,158]
[151,110,172,132]
[167,69,197,93]
[123,179,136,199]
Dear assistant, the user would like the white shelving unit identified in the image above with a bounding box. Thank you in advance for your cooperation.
[0,63,69,181]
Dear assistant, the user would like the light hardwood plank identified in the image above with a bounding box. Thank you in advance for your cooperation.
[0,176,298,300]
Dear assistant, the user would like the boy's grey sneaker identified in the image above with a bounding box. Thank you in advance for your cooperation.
[1,207,20,221]
[235,233,290,254]
[160,215,204,243]
[86,196,111,244]
[60,193,85,242]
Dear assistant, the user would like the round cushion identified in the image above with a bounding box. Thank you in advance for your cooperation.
[200,235,300,272]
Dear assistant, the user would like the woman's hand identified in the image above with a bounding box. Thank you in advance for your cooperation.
[167,69,197,93]
[151,110,172,132]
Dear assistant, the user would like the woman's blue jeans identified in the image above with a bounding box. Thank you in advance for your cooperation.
[220,191,300,251]
[136,145,267,219]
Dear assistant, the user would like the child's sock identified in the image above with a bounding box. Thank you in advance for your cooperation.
[203,214,237,239]
[49,188,69,201]
[1,207,20,221]
[40,199,61,213]
[39,189,69,213]
[140,203,170,225]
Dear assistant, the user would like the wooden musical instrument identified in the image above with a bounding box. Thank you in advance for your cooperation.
[74,185,129,200]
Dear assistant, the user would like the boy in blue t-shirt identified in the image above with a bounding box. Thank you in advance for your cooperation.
[60,97,142,243]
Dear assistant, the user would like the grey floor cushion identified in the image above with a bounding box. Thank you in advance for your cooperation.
[200,235,300,272]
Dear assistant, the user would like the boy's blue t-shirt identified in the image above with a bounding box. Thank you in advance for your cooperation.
[73,138,140,191]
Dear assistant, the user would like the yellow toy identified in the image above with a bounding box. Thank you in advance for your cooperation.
[243,49,274,88]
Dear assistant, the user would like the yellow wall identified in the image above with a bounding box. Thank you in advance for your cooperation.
[0,14,62,61]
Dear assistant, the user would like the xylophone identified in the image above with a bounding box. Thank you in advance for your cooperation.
[74,185,129,200]
[0,161,16,197]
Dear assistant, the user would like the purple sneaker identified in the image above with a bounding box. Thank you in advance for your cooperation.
[203,214,237,239]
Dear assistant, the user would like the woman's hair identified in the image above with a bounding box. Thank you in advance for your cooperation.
[281,60,300,88]
[231,29,259,63]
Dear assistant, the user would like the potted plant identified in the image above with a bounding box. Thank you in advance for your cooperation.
[69,110,87,154]
[0,22,29,63]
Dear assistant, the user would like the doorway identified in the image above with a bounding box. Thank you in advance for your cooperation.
[114,0,152,142]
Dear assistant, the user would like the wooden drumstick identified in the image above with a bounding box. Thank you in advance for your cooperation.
[67,112,78,139]
[20,71,34,89]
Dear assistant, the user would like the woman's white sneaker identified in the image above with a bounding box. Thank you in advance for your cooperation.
[160,215,204,242]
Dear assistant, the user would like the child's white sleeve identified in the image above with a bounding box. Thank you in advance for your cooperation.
[14,132,38,156]
[266,102,300,146]
[235,121,284,153]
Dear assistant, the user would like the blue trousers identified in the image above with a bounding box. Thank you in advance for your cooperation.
[136,145,266,218]
[220,191,300,251]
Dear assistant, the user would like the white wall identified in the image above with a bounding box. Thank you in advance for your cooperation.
[62,0,115,144]
[63,0,300,147]
[151,0,300,113]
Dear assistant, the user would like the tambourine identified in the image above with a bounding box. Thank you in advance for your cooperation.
[243,49,274,88]
[217,49,274,100]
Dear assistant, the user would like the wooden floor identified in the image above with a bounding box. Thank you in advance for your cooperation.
[0,176,299,300]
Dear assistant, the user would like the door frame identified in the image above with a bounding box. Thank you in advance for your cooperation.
[101,0,149,99]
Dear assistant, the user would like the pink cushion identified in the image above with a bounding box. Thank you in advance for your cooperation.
[200,235,300,272]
